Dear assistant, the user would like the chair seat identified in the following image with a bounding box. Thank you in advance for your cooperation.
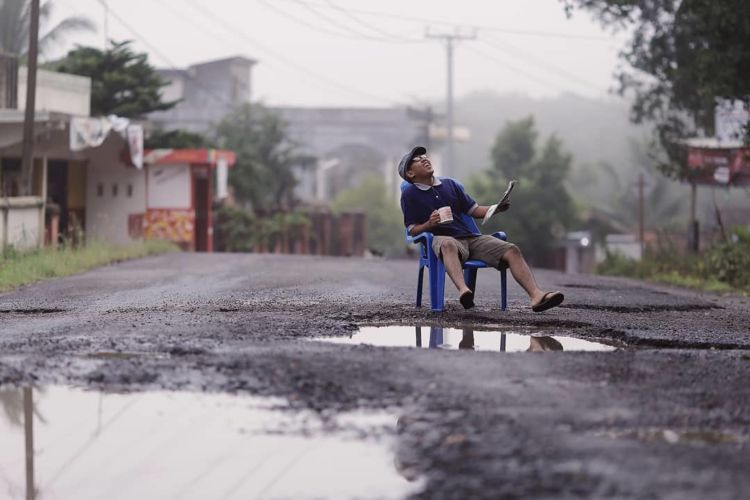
[463,260,489,269]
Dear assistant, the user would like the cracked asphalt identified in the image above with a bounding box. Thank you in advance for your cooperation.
[1,252,750,499]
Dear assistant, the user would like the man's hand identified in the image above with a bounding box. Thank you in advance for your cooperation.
[497,201,511,213]
[409,210,442,236]
[427,210,441,226]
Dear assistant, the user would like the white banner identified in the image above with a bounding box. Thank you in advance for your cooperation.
[69,116,144,169]
[69,116,112,151]
[127,124,144,170]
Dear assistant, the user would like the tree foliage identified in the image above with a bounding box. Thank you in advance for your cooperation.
[0,0,94,57]
[216,103,309,212]
[561,0,750,177]
[470,117,577,263]
[52,40,177,117]
[332,174,404,256]
[144,128,210,149]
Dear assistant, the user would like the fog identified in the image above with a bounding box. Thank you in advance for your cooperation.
[49,0,625,106]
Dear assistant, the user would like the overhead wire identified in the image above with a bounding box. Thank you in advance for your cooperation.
[464,44,575,96]
[321,0,423,43]
[98,2,233,107]
[182,0,399,105]
[271,0,617,42]
[478,36,613,96]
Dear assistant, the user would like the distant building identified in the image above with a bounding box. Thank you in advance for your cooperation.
[148,56,257,134]
[272,106,425,203]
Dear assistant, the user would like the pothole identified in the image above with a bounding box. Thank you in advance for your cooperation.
[0,386,423,499]
[314,325,618,352]
[560,303,721,313]
[82,351,170,360]
[0,308,66,314]
[595,428,746,445]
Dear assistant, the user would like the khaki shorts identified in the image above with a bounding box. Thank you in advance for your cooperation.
[432,235,517,269]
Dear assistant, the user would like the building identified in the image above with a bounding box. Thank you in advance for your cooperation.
[148,56,257,134]
[272,106,424,203]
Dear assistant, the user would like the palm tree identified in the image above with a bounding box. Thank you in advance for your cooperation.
[0,0,95,57]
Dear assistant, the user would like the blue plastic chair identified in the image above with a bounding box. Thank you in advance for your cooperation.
[401,180,508,312]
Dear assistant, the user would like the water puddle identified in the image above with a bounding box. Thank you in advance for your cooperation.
[0,386,422,499]
[316,326,617,352]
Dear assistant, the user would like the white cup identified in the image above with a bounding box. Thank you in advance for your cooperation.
[437,206,453,224]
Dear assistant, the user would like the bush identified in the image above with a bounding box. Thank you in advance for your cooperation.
[705,227,750,288]
[217,205,256,252]
[596,227,750,293]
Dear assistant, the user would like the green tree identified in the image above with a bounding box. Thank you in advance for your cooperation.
[144,128,211,149]
[561,0,750,177]
[0,0,94,56]
[51,40,177,117]
[470,117,577,263]
[216,103,310,212]
[332,174,404,256]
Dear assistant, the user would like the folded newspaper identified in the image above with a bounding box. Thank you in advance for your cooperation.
[481,180,516,225]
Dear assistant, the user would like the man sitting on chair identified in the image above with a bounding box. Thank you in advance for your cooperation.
[399,145,564,311]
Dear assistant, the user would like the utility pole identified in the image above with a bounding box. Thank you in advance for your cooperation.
[20,0,40,196]
[638,172,645,257]
[425,28,476,178]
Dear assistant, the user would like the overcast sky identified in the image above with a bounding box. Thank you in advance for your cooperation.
[49,0,629,108]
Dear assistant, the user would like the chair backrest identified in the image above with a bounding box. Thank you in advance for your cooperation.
[400,178,480,236]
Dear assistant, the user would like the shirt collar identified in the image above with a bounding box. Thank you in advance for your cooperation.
[414,177,442,191]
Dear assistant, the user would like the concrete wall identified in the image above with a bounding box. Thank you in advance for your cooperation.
[17,68,91,116]
[85,135,147,245]
[0,196,43,250]
[273,107,421,202]
[149,57,255,133]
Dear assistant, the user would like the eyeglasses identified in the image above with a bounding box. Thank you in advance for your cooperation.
[410,155,429,165]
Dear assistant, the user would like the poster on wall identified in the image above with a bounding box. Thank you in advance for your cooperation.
[147,164,191,208]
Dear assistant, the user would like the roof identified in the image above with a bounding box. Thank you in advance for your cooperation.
[682,137,747,149]
[143,148,236,167]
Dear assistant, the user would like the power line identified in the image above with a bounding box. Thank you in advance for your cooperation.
[183,0,398,105]
[322,0,422,43]
[478,36,611,95]
[464,44,570,96]
[271,0,617,42]
[99,2,233,108]
[257,0,367,40]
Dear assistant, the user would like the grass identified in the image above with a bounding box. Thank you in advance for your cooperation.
[0,240,180,292]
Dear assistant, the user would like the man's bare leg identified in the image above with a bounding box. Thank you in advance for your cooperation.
[440,240,471,296]
[502,246,546,305]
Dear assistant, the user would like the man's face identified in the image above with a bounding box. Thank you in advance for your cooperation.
[406,154,433,181]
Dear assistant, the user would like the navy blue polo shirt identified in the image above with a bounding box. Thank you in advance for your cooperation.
[401,177,480,238]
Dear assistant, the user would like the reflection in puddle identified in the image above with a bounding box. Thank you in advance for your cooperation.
[317,326,617,352]
[0,387,422,499]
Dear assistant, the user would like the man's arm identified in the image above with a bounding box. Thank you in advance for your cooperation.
[471,202,510,219]
[408,210,441,236]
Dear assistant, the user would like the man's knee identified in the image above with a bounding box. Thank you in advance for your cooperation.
[440,239,459,254]
[503,243,521,260]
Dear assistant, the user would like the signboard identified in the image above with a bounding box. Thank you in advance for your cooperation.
[715,99,749,144]
[685,146,750,186]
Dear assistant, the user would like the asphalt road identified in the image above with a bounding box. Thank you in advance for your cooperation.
[1,253,749,499]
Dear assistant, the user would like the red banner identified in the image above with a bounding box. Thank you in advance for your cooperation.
[685,146,750,186]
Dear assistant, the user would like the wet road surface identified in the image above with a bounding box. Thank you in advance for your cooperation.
[1,253,749,499]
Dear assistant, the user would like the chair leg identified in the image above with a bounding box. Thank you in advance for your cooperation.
[500,268,507,311]
[429,260,446,312]
[416,265,425,308]
[464,268,478,292]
